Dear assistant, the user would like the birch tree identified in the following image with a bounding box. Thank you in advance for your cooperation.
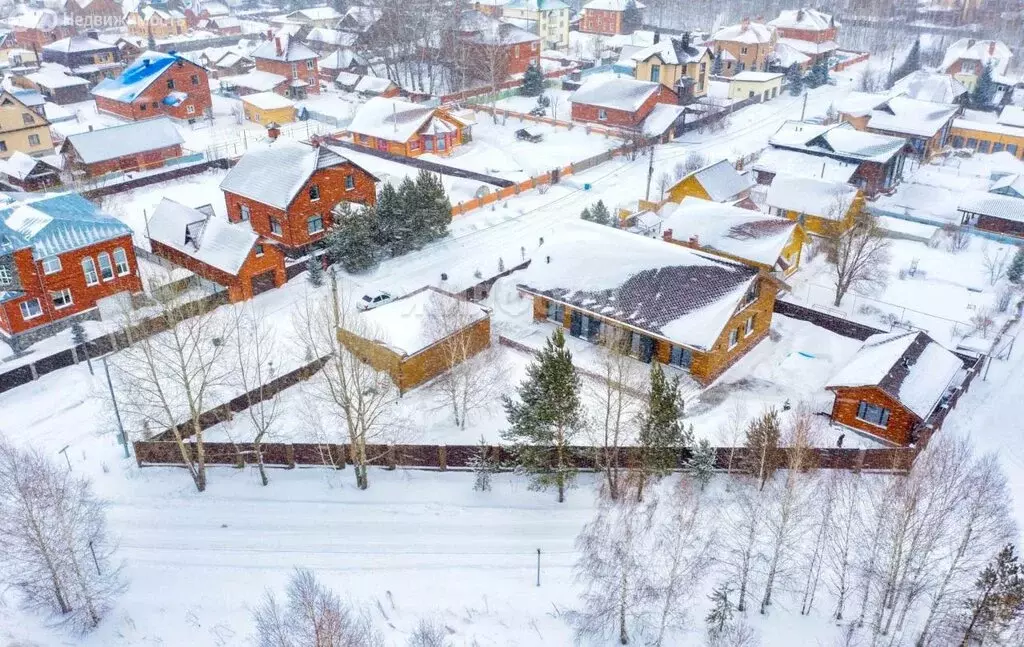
[824,208,891,308]
[722,478,766,613]
[588,329,643,501]
[826,471,864,622]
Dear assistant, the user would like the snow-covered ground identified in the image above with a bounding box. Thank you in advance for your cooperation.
[491,87,575,121]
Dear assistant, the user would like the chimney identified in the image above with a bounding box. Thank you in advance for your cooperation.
[688,234,700,247]
[662,228,673,241]
[275,37,282,56]
[143,58,150,67]
[741,17,750,32]
[266,28,273,40]
[988,41,996,55]
[266,122,280,141]
[653,31,660,44]
[967,38,976,49]
[88,125,93,131]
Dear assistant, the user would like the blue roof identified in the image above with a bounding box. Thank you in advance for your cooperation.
[0,193,133,260]
[91,50,181,103]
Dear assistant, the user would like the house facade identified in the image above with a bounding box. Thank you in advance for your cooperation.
[767,8,838,65]
[241,92,296,126]
[219,142,378,257]
[0,90,53,160]
[950,107,1024,159]
[7,10,74,48]
[17,69,91,105]
[0,193,141,348]
[60,118,185,178]
[502,0,570,49]
[666,159,755,205]
[727,71,783,102]
[456,10,540,78]
[41,34,121,82]
[631,35,711,101]
[92,51,212,122]
[940,38,1012,92]
[124,7,188,39]
[62,0,122,31]
[347,97,470,157]
[252,35,320,99]
[569,77,676,128]
[580,0,639,36]
[711,19,776,76]
[0,151,61,191]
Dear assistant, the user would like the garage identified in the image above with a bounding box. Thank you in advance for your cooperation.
[250,270,277,297]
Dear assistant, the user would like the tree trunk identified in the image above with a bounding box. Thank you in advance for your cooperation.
[619,569,629,645]
[255,437,268,487]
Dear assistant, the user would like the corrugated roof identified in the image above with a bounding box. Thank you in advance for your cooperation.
[63,117,184,164]
[0,193,133,260]
[569,77,661,112]
[91,50,193,103]
[958,190,1024,223]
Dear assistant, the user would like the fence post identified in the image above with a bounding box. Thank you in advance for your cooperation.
[286,444,295,469]
[387,445,396,470]
[853,448,866,474]
[438,445,447,471]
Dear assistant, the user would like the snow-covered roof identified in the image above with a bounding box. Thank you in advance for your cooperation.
[338,5,382,31]
[1,151,57,181]
[202,2,231,17]
[242,91,294,110]
[42,34,113,54]
[582,0,640,11]
[997,106,1024,129]
[770,121,907,164]
[891,70,968,105]
[753,147,858,183]
[769,8,835,31]
[765,175,858,220]
[866,96,959,138]
[220,69,286,91]
[642,103,684,137]
[941,39,1012,77]
[0,193,133,260]
[515,220,760,351]
[251,35,316,62]
[4,9,61,31]
[10,89,45,109]
[220,141,364,210]
[213,52,247,68]
[91,51,195,103]
[771,41,810,68]
[505,0,570,11]
[775,37,838,56]
[354,75,395,94]
[458,10,539,46]
[683,159,755,202]
[957,190,1024,223]
[348,96,449,142]
[356,287,489,357]
[952,118,1023,139]
[660,197,797,267]
[25,68,89,89]
[732,71,783,83]
[148,198,259,276]
[286,6,342,22]
[63,117,183,164]
[208,16,240,29]
[306,27,358,47]
[827,331,962,419]
[318,48,365,70]
[991,173,1024,199]
[138,6,185,21]
[713,21,774,44]
[630,36,708,65]
[569,77,661,112]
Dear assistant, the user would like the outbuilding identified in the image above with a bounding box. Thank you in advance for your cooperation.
[727,71,783,102]
[241,91,296,126]
[59,117,184,178]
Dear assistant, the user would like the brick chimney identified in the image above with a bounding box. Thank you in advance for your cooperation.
[988,41,996,55]
[741,17,750,32]
[266,28,272,40]
[275,37,283,56]
[266,121,280,141]
[662,228,673,241]
[688,234,700,247]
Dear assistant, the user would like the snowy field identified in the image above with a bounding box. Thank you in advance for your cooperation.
[490,86,575,121]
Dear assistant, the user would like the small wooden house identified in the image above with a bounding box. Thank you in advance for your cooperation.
[765,175,862,235]
[347,97,470,157]
[241,91,296,126]
[667,159,755,206]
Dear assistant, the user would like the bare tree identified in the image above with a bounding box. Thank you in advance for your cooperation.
[425,291,504,430]
[684,151,707,174]
[942,223,971,254]
[825,471,864,622]
[230,305,284,486]
[111,292,233,492]
[293,287,403,490]
[407,617,451,646]
[657,172,674,201]
[0,440,124,632]
[799,468,839,616]
[253,568,382,647]
[721,478,766,613]
[982,246,1010,286]
[824,208,891,307]
[587,329,643,501]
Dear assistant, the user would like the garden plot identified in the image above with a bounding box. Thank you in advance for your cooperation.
[787,235,1017,349]
[490,86,575,121]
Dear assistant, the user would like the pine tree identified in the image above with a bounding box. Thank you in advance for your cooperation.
[742,408,781,490]
[502,329,583,503]
[786,63,803,96]
[326,203,379,272]
[394,176,420,255]
[70,320,93,375]
[589,200,611,226]
[306,256,324,287]
[971,62,997,108]
[1008,246,1024,283]
[580,206,593,222]
[901,39,921,79]
[706,584,735,637]
[414,169,452,243]
[521,63,544,97]
[374,181,408,257]
[622,0,641,33]
[686,437,716,490]
[468,436,495,492]
[959,544,1024,644]
[634,363,691,501]
[711,50,724,76]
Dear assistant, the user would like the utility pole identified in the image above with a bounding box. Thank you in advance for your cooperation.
[536,548,541,587]
[644,142,655,201]
[102,355,130,459]
[800,92,808,122]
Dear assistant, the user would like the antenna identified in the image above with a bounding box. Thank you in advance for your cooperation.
[392,101,397,134]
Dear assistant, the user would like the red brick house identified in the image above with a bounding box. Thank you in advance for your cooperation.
[148,198,287,302]
[579,0,641,35]
[569,77,677,128]
[0,151,61,191]
[7,10,75,49]
[826,331,965,446]
[60,117,185,178]
[767,8,838,65]
[91,50,212,122]
[0,193,141,348]
[61,0,123,32]
[219,142,378,257]
[455,10,540,77]
[252,34,320,99]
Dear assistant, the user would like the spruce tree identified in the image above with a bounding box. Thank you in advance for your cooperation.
[971,62,997,108]
[711,50,724,76]
[502,329,583,503]
[374,181,408,256]
[521,63,544,97]
[414,169,452,243]
[622,0,641,33]
[686,437,717,490]
[634,363,690,501]
[1008,246,1024,283]
[70,320,93,375]
[394,176,420,255]
[959,544,1024,644]
[468,436,495,492]
[786,63,803,96]
[742,408,781,490]
[306,256,324,287]
[580,206,593,222]
[589,200,611,226]
[706,584,735,637]
[326,203,379,272]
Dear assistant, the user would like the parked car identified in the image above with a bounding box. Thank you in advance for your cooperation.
[357,290,394,311]
[516,127,543,143]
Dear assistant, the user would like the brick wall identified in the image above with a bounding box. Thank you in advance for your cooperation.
[976,215,1024,238]
[255,56,321,95]
[66,143,185,178]
[94,59,211,121]
[580,8,623,35]
[571,85,673,128]
[775,26,837,44]
[149,237,287,302]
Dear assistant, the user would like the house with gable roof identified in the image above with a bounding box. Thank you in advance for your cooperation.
[666,159,755,207]
[516,219,779,385]
[940,38,1012,92]
[890,70,968,106]
[837,93,958,160]
[0,90,53,160]
[60,117,185,177]
[765,175,862,235]
[219,141,378,257]
[91,50,212,122]
[6,9,74,48]
[455,10,540,78]
[711,18,777,76]
[502,0,570,49]
[569,76,677,129]
[148,198,287,303]
[60,0,122,32]
[630,33,711,101]
[41,34,121,83]
[826,331,966,446]
[252,34,320,98]
[124,6,188,39]
[767,7,838,65]
[347,97,470,157]
[0,192,141,346]
[0,151,60,191]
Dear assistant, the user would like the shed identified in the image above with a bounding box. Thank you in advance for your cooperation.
[727,71,783,102]
[241,91,296,126]
[59,117,185,178]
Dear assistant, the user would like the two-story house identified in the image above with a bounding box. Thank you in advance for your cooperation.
[91,50,212,122]
[60,0,122,32]
[711,18,776,76]
[0,90,53,160]
[767,8,837,66]
[579,0,642,36]
[252,34,320,99]
[124,7,188,40]
[219,141,378,257]
[455,10,540,78]
[502,0,570,49]
[41,34,122,83]
[940,38,1012,92]
[630,34,711,102]
[0,193,141,349]
[7,9,75,48]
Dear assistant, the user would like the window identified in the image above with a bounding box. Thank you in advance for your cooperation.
[1007,144,1019,156]
[748,90,755,99]
[669,345,693,370]
[51,288,73,309]
[254,243,264,257]
[0,266,11,285]
[97,252,114,280]
[27,134,40,146]
[309,184,320,201]
[741,46,749,55]
[307,214,324,235]
[598,108,608,121]
[952,136,964,148]
[437,136,446,151]
[291,63,299,78]
[270,218,283,235]
[113,248,129,276]
[514,45,520,58]
[960,61,973,74]
[140,103,147,112]
[966,137,977,149]
[741,280,760,308]
[424,137,434,151]
[745,314,755,336]
[344,175,355,190]
[728,328,739,349]
[978,140,991,153]
[546,300,564,324]
[41,256,61,274]
[306,59,314,70]
[186,105,195,115]
[191,74,199,85]
[21,112,33,125]
[239,204,250,221]
[0,141,5,152]
[167,78,175,90]
[82,257,98,285]
[19,298,41,320]
[152,102,158,109]
[650,64,660,83]
[856,401,891,428]
[994,142,1005,153]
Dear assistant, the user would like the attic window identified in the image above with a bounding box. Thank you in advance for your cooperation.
[309,184,320,201]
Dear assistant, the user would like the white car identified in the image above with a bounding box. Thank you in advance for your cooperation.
[357,290,394,311]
